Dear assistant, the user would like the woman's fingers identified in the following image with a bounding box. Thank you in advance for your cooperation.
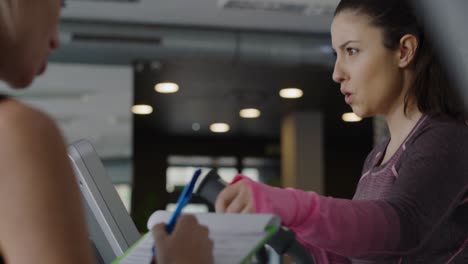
[152,223,168,245]
[215,180,254,213]
[215,183,240,213]
[152,215,214,264]
[224,191,246,213]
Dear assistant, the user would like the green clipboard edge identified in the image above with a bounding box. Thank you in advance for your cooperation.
[112,232,150,264]
[240,225,280,264]
[113,224,280,264]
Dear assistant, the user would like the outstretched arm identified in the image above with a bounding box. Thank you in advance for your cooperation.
[217,122,468,260]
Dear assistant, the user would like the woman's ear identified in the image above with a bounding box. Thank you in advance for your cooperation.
[398,34,419,68]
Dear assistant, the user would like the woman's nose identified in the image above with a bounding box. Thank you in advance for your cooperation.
[332,59,345,84]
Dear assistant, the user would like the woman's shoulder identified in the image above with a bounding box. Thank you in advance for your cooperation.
[409,114,468,145]
[423,114,467,128]
[0,96,55,126]
[0,98,95,264]
[0,97,64,153]
[405,115,468,160]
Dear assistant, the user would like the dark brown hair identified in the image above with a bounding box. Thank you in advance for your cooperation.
[335,0,463,118]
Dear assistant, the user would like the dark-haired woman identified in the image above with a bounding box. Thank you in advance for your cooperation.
[216,1,468,263]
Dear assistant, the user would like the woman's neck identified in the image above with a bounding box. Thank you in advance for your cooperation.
[384,69,422,146]
[384,101,423,149]
[379,102,422,164]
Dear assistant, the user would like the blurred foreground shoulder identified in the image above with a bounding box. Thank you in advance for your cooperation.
[0,97,63,143]
[0,98,94,264]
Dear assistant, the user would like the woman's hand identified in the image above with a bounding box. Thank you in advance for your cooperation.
[215,180,255,214]
[152,215,213,264]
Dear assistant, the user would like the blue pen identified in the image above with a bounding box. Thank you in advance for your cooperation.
[166,168,201,233]
[150,168,202,263]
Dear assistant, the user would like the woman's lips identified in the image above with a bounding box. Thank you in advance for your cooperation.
[340,87,354,105]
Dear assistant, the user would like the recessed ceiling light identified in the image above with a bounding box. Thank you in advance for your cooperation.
[210,123,230,133]
[154,82,179,93]
[192,123,201,131]
[279,88,303,99]
[240,108,261,119]
[131,104,153,115]
[342,112,362,122]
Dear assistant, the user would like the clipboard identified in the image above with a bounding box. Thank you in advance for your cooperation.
[113,211,280,264]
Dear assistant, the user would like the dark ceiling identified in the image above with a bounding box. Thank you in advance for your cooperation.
[131,58,375,220]
[133,58,347,138]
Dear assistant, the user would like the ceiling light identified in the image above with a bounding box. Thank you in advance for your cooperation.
[192,123,201,131]
[154,82,179,93]
[131,104,153,115]
[210,123,230,133]
[240,108,261,119]
[342,112,362,122]
[279,88,303,99]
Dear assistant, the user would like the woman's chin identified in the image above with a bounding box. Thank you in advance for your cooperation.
[350,107,368,119]
[13,63,47,89]
[10,79,33,89]
[3,60,46,89]
[8,72,35,89]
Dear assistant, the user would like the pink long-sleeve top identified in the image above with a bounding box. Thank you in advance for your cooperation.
[231,115,468,264]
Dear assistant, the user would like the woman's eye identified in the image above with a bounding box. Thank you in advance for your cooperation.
[347,47,359,55]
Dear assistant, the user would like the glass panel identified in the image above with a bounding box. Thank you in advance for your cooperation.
[114,184,132,212]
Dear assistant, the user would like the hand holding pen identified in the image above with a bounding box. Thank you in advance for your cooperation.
[152,215,214,264]
[151,169,214,264]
